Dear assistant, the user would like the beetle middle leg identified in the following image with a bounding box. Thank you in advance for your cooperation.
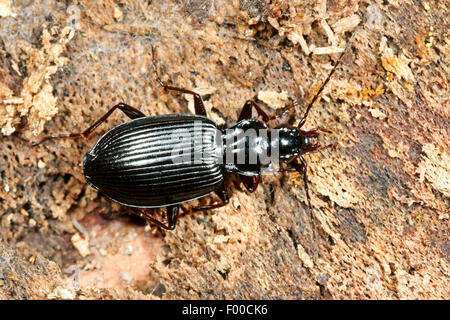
[238,99,300,124]
[32,103,146,146]
[192,184,229,212]
[238,100,270,122]
[137,205,180,230]
[151,46,208,117]
[239,175,260,193]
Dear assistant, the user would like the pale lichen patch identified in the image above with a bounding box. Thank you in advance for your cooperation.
[416,143,449,197]
[257,90,289,109]
[0,0,15,17]
[380,37,416,83]
[0,27,74,137]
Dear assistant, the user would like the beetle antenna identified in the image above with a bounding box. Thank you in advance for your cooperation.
[291,156,318,260]
[297,33,356,129]
[302,160,318,260]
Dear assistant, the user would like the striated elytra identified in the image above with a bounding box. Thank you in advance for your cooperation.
[83,114,224,208]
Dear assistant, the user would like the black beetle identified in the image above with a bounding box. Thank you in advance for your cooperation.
[33,39,353,231]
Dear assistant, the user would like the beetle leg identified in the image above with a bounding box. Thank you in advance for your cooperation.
[266,167,297,173]
[269,100,299,121]
[300,143,334,156]
[238,100,270,122]
[192,184,229,212]
[137,205,179,230]
[291,157,311,207]
[151,46,207,117]
[300,127,332,136]
[238,100,302,124]
[239,175,260,193]
[32,103,146,146]
[166,205,180,230]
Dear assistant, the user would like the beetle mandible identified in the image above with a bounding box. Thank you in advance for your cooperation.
[33,37,354,231]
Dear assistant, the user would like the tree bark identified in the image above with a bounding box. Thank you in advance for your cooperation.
[0,0,448,299]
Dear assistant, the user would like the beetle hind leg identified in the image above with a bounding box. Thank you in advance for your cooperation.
[32,103,147,146]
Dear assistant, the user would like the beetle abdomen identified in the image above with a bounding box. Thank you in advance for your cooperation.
[83,114,224,207]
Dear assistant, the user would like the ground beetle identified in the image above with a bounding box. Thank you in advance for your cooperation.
[33,37,354,231]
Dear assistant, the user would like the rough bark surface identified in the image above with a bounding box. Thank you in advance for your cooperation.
[0,0,448,299]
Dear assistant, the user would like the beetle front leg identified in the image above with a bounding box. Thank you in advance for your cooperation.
[151,46,208,117]
[300,127,332,136]
[32,103,147,146]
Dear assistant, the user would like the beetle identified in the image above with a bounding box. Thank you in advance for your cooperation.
[33,38,354,231]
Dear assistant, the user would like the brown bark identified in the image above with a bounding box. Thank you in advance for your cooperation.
[0,0,448,299]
